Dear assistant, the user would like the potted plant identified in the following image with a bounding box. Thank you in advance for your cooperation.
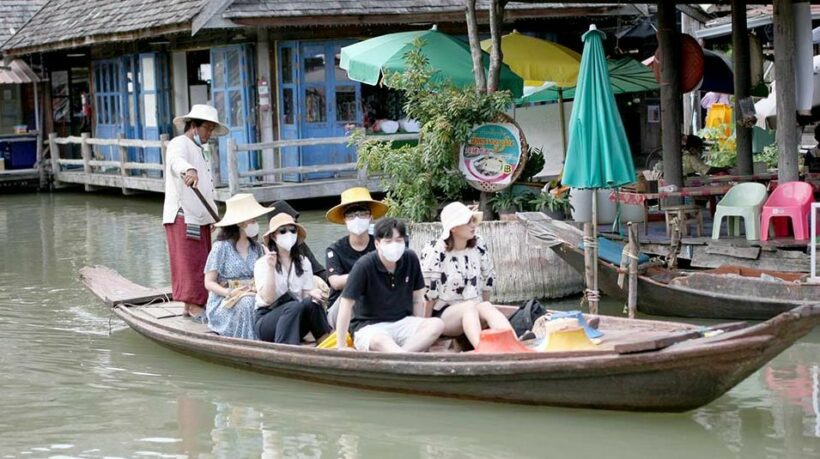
[529,191,571,220]
[490,190,527,221]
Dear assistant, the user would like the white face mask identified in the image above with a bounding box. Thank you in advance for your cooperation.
[345,217,371,236]
[243,222,259,238]
[275,232,298,252]
[192,130,203,148]
[380,241,405,263]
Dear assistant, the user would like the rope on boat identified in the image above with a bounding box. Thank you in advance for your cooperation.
[107,295,173,336]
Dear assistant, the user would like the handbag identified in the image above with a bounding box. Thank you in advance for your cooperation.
[508,298,548,338]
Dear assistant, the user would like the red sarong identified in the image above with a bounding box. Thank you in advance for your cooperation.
[165,215,212,306]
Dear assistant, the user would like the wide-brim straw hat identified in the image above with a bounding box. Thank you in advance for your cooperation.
[439,201,483,240]
[326,187,388,224]
[215,193,273,227]
[173,104,229,136]
[262,213,307,245]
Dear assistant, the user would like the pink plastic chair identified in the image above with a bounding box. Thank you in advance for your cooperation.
[760,181,815,241]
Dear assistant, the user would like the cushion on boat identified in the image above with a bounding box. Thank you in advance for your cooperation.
[579,237,650,266]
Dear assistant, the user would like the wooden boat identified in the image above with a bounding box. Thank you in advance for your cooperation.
[80,265,820,412]
[521,213,820,320]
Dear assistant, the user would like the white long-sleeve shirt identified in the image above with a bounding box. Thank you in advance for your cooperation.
[162,135,217,225]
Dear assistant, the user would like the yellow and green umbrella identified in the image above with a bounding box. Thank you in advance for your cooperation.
[340,28,523,98]
[517,58,659,104]
[480,31,581,87]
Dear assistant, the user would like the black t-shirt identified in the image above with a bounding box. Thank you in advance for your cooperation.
[341,250,425,333]
[326,235,376,304]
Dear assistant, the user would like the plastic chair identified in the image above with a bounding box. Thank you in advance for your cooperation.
[711,182,768,240]
[760,181,815,241]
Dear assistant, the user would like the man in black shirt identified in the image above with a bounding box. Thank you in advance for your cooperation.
[335,218,444,352]
[324,187,388,325]
[270,200,328,283]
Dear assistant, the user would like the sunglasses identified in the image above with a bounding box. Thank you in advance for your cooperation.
[277,226,297,235]
[344,210,372,219]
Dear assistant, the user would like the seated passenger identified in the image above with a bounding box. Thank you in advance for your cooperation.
[420,202,514,349]
[204,194,273,339]
[335,218,444,352]
[270,200,329,283]
[253,213,331,344]
[324,187,388,325]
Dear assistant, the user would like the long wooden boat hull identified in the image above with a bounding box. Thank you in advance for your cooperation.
[81,265,819,412]
[518,212,818,320]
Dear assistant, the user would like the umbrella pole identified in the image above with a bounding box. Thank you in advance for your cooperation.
[590,190,599,315]
[558,88,568,156]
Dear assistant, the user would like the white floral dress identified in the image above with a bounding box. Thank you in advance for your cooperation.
[204,240,263,339]
[419,235,496,313]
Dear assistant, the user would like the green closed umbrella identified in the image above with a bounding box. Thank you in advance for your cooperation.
[516,57,659,104]
[562,25,636,314]
[340,27,523,98]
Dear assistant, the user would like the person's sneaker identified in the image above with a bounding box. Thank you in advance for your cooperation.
[190,313,208,325]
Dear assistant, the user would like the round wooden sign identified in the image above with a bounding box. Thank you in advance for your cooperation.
[458,114,528,192]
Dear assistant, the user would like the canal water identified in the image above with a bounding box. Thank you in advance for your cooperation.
[0,192,818,458]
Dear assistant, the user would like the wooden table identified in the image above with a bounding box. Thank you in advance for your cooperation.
[610,185,733,234]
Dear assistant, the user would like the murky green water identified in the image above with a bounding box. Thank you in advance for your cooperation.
[0,192,818,458]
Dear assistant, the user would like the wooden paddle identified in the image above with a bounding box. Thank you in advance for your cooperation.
[180,172,220,221]
[614,321,748,354]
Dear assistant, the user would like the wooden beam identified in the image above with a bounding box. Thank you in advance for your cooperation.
[774,0,799,183]
[657,1,683,194]
[733,0,753,175]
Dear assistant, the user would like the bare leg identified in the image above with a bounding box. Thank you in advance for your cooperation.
[402,318,445,353]
[440,301,483,348]
[476,302,514,332]
[368,333,405,353]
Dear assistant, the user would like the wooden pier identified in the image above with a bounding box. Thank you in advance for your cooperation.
[48,132,417,202]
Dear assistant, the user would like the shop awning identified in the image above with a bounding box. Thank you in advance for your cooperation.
[0,59,40,84]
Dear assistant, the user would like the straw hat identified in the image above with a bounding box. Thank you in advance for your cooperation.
[326,187,388,224]
[173,104,229,136]
[262,213,307,245]
[439,202,483,240]
[214,193,273,227]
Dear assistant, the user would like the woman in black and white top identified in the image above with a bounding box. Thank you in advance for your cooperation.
[253,213,331,345]
[420,202,514,348]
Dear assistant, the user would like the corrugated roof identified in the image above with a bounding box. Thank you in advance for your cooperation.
[223,1,627,19]
[0,59,40,84]
[0,0,48,47]
[3,0,206,53]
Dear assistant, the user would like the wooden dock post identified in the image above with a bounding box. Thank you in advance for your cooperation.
[627,222,638,319]
[80,132,92,192]
[48,132,61,189]
[117,133,131,195]
[227,137,240,196]
[159,134,169,176]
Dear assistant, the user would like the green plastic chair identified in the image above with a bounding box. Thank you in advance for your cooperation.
[711,182,768,240]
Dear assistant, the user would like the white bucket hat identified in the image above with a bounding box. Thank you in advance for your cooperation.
[173,104,229,136]
[439,202,483,240]
[215,193,273,227]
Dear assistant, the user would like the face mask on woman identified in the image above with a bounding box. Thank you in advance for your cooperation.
[243,222,259,238]
[193,130,203,148]
[345,217,371,236]
[276,232,298,252]
[380,241,405,262]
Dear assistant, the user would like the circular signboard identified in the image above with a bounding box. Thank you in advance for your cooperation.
[459,118,528,192]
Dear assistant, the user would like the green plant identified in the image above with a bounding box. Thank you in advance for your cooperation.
[755,142,779,169]
[529,191,571,214]
[489,190,527,213]
[698,123,737,168]
[353,39,513,222]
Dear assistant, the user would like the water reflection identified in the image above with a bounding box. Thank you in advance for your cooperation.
[0,193,818,458]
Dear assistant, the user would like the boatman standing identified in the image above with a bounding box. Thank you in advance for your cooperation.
[163,104,229,321]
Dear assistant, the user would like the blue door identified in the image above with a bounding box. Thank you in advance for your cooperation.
[138,52,172,171]
[278,40,362,182]
[92,59,125,160]
[278,41,300,182]
[212,45,258,183]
